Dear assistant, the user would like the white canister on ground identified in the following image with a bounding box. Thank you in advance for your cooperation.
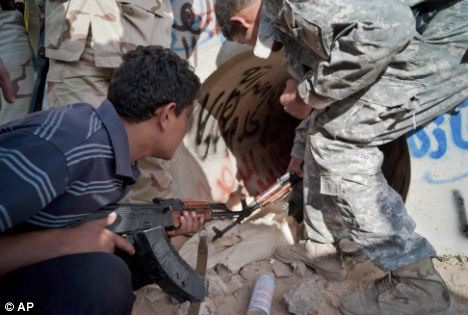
[247,274,276,315]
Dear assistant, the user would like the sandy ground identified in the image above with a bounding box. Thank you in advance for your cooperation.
[132,247,468,315]
[130,199,467,315]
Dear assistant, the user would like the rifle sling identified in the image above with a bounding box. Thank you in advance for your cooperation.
[188,230,209,315]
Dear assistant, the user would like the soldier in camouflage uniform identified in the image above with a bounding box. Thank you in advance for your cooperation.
[0,0,40,125]
[44,0,175,202]
[216,0,468,313]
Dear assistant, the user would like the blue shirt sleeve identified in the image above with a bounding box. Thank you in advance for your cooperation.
[0,131,69,232]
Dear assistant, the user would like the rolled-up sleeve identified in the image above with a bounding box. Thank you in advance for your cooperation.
[0,132,68,232]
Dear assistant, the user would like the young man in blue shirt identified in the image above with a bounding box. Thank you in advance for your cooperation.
[0,45,202,314]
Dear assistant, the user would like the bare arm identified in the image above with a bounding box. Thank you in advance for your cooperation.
[0,58,15,103]
[0,210,204,275]
[0,213,134,276]
[0,229,66,276]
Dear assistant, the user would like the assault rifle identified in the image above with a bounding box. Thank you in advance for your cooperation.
[71,199,234,303]
[212,172,301,241]
[71,172,301,303]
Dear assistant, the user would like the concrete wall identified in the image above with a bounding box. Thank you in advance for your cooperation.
[406,99,468,255]
[169,0,251,204]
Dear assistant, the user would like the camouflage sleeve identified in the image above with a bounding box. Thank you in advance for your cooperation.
[297,0,416,104]
[290,115,310,159]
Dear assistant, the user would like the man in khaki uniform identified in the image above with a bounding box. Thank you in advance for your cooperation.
[45,0,175,202]
[0,0,40,124]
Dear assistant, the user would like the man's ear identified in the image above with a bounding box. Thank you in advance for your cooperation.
[153,102,177,131]
[229,15,251,31]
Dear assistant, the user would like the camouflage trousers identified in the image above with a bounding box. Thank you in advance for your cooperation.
[47,66,174,202]
[303,95,468,273]
[301,0,468,271]
[0,10,34,125]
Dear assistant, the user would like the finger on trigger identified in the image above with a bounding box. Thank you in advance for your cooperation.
[93,212,117,227]
[106,212,118,226]
[114,234,135,255]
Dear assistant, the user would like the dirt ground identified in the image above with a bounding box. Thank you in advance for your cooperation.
[132,242,468,315]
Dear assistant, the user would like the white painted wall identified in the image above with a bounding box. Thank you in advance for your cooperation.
[406,99,468,256]
[169,0,250,204]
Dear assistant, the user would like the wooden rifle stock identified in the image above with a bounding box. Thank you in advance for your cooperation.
[212,172,301,241]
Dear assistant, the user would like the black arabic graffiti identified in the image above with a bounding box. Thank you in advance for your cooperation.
[453,190,468,238]
[173,2,211,35]
[195,65,286,160]
[172,0,214,59]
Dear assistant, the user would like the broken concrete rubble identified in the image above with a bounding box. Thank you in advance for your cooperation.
[176,298,216,315]
[271,259,294,278]
[291,261,307,277]
[283,275,323,315]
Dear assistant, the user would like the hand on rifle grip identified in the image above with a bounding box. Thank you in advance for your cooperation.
[288,156,304,178]
[0,59,15,104]
[167,211,204,237]
[61,212,135,255]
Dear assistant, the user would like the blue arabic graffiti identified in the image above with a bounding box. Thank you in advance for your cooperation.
[407,99,468,159]
[407,99,468,184]
[423,172,468,185]
[450,101,468,150]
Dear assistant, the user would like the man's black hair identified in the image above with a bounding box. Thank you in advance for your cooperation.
[215,0,256,40]
[108,45,200,122]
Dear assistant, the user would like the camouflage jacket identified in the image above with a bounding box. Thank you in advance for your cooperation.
[45,0,173,68]
[256,0,468,158]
